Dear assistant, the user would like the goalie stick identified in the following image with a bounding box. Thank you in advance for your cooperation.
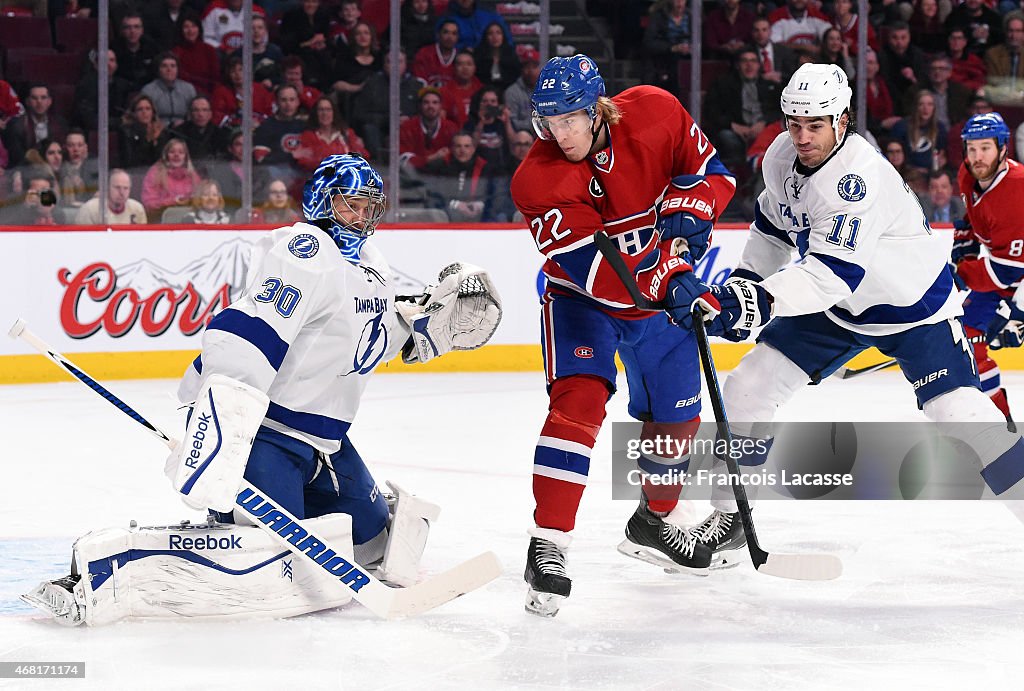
[8,318,501,618]
[592,232,843,581]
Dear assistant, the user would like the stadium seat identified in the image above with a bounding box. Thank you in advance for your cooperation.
[3,47,56,83]
[19,53,82,86]
[48,83,75,122]
[0,16,50,50]
[55,17,98,56]
[161,205,194,224]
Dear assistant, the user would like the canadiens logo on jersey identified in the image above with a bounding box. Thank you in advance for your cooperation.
[838,174,867,202]
[288,234,319,258]
[574,346,594,358]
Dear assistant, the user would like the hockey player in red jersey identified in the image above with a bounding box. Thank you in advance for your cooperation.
[511,54,736,616]
[954,112,1024,431]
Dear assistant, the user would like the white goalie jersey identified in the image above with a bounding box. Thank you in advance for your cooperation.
[741,132,963,336]
[178,223,412,453]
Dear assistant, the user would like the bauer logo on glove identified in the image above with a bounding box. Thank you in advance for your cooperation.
[396,262,503,364]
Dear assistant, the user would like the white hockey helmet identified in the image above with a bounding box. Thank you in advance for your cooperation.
[780,63,852,143]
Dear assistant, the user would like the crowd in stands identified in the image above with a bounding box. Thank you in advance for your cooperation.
[619,0,1024,219]
[0,0,540,224]
[1,0,1020,225]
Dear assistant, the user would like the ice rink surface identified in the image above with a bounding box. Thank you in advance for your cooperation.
[2,369,1023,690]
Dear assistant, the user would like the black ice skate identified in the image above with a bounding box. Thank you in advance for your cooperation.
[693,509,747,569]
[525,535,571,617]
[21,574,84,626]
[617,500,711,575]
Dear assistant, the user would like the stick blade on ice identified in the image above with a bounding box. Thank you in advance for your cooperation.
[386,551,502,619]
[757,553,843,581]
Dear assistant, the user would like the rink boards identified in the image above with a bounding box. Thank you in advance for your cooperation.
[2,222,1014,383]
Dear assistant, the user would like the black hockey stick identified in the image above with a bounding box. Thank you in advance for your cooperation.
[836,358,899,379]
[8,318,501,617]
[594,231,842,580]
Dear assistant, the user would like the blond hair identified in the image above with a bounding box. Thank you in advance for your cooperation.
[596,96,621,126]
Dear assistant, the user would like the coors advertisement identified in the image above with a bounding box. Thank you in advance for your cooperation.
[57,238,255,340]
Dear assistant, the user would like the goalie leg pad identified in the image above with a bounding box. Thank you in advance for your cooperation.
[23,516,355,626]
[376,481,441,587]
[166,374,270,513]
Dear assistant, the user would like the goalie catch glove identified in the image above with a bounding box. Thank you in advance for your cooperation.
[396,262,502,364]
[657,174,716,261]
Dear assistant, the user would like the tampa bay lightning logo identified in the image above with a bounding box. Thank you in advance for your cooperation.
[349,311,389,375]
[837,174,867,202]
[288,233,319,258]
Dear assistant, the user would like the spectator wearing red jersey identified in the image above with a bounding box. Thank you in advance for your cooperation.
[413,19,459,87]
[173,13,221,96]
[282,57,322,115]
[211,56,274,128]
[947,27,987,92]
[293,96,370,172]
[831,0,877,55]
[399,86,459,171]
[440,50,482,130]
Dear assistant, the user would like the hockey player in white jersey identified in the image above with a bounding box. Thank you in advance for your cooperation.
[662,63,1024,560]
[22,154,502,625]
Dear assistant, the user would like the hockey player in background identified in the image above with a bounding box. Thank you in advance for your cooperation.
[664,64,1024,563]
[22,154,502,626]
[953,112,1024,431]
[511,54,736,616]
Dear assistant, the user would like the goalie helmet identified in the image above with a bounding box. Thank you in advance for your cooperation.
[302,154,386,252]
[530,54,605,141]
[780,63,852,143]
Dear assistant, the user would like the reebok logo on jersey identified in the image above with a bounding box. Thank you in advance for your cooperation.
[913,368,948,390]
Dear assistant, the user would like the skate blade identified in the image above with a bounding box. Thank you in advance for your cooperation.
[709,547,746,571]
[20,583,83,626]
[525,588,565,618]
[616,540,709,577]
